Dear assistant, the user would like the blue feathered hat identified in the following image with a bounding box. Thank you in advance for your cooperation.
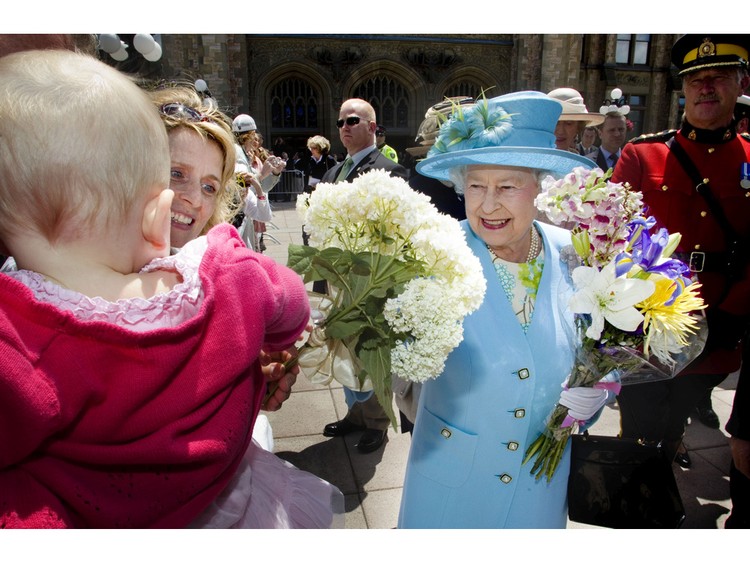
[416,90,594,181]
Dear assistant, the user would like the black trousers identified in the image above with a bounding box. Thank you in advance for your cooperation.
[617,372,728,458]
[727,460,750,528]
[301,226,327,294]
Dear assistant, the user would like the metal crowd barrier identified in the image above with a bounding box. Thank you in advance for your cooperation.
[269,169,304,202]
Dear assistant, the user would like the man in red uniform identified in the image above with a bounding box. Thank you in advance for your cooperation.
[612,35,750,492]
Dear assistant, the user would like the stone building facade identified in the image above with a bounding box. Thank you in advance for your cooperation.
[118,34,682,160]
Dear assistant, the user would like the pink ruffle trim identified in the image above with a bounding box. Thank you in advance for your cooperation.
[6,237,208,332]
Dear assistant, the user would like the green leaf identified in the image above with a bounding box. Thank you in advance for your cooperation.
[325,317,369,340]
[358,344,398,430]
[362,296,389,322]
[318,246,345,265]
[347,269,375,301]
[286,244,318,275]
[349,254,372,276]
[358,327,394,351]
[311,254,346,284]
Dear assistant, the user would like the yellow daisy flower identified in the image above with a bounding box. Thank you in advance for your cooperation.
[637,277,705,363]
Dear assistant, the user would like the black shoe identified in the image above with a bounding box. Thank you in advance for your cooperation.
[356,429,387,454]
[323,418,365,437]
[694,405,721,429]
[674,450,692,468]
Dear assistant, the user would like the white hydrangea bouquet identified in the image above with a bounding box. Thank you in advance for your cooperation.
[523,166,707,482]
[287,169,486,427]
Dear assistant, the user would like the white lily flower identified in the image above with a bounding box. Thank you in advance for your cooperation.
[569,262,655,339]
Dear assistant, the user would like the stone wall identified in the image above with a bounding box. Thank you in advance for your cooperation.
[154,33,677,153]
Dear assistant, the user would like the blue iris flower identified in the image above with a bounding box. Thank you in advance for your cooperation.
[615,219,692,306]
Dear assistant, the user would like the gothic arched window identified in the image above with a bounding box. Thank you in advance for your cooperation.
[270,78,318,129]
[442,80,484,100]
[353,76,409,131]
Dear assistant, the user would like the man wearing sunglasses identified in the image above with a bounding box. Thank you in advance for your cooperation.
[320,98,407,455]
[322,98,406,185]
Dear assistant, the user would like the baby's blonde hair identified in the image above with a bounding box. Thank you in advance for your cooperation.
[0,50,170,244]
[148,86,241,232]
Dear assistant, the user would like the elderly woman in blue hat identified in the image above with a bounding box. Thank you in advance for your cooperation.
[398,91,608,529]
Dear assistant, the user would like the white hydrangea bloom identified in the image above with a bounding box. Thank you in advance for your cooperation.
[384,277,467,382]
[297,169,486,387]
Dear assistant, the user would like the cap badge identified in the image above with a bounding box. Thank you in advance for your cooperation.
[698,38,716,58]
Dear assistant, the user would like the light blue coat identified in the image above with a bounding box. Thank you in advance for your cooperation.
[398,220,577,528]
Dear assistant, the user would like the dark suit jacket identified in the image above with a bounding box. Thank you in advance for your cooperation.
[586,148,619,172]
[321,147,408,183]
[409,172,466,220]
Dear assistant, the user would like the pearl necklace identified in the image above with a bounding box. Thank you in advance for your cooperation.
[487,226,540,263]
[527,225,540,262]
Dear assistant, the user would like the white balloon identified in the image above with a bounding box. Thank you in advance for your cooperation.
[133,33,156,56]
[98,34,121,54]
[620,105,631,115]
[611,88,623,100]
[599,105,609,115]
[194,79,208,92]
[143,42,162,62]
[110,47,128,61]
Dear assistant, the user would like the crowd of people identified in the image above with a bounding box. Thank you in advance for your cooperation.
[0,33,747,531]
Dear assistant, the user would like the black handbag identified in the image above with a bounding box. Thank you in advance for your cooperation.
[567,432,686,528]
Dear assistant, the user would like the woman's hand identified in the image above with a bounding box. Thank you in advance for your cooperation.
[260,345,300,411]
[260,156,286,178]
[559,386,608,422]
[243,174,263,198]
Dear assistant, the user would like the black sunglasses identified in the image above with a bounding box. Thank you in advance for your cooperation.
[336,116,366,128]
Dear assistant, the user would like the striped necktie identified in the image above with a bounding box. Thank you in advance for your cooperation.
[336,156,354,183]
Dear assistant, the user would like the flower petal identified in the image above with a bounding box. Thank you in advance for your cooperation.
[604,305,646,332]
[609,277,655,309]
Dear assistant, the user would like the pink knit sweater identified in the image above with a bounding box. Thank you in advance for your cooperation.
[0,224,309,528]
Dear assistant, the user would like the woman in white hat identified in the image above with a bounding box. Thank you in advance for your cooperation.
[230,114,287,251]
[398,91,608,529]
[548,87,605,153]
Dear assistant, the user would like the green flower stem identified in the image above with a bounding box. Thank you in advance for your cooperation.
[323,251,409,329]
[524,404,574,482]
[261,353,301,407]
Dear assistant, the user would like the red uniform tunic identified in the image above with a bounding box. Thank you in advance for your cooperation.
[613,126,750,374]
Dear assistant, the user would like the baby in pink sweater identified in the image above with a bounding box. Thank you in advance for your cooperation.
[0,49,342,528]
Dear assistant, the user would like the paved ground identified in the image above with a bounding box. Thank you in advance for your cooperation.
[261,199,738,530]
